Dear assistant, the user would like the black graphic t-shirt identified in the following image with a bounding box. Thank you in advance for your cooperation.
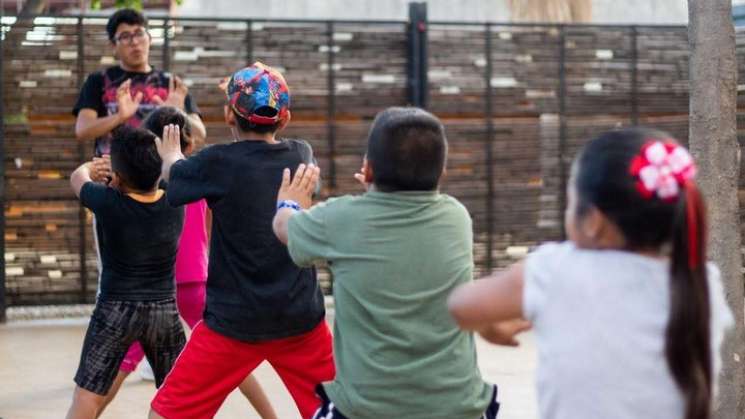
[166,139,325,341]
[73,66,200,157]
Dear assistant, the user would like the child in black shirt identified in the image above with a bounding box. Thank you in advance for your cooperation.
[66,126,186,419]
[149,63,334,419]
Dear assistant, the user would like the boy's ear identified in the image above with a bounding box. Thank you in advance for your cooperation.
[110,172,121,189]
[224,105,236,127]
[363,158,374,183]
[277,110,291,132]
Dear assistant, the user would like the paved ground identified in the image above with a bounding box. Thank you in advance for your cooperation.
[0,313,537,419]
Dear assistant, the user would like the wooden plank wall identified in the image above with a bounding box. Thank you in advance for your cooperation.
[1,18,741,304]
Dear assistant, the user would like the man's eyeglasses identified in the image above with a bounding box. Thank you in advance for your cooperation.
[114,29,149,45]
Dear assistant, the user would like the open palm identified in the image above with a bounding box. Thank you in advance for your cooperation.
[116,79,143,121]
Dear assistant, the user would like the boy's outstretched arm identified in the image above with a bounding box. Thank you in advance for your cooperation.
[447,262,527,330]
[272,164,320,244]
[70,161,94,198]
[153,124,185,182]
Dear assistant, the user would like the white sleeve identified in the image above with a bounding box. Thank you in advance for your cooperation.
[523,242,570,321]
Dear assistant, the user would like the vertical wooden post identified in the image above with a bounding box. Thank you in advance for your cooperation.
[484,23,495,273]
[77,16,89,303]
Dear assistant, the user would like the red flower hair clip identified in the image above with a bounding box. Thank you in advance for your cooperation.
[628,140,697,201]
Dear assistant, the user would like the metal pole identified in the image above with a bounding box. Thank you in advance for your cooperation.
[418,5,428,109]
[246,19,253,65]
[558,26,568,240]
[162,18,171,72]
[0,20,7,322]
[630,26,639,125]
[326,21,337,191]
[484,23,495,273]
[407,2,428,107]
[77,16,89,302]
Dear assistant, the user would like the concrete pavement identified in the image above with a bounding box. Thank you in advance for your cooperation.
[0,314,537,419]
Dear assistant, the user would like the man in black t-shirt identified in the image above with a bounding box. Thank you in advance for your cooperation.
[71,8,203,388]
[149,63,335,419]
[73,8,205,159]
[66,126,186,419]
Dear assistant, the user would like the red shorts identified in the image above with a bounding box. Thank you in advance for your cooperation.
[151,320,335,419]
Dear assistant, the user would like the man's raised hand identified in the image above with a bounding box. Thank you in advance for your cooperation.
[153,75,188,110]
[116,79,143,122]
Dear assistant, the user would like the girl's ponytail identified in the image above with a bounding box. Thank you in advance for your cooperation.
[667,181,711,419]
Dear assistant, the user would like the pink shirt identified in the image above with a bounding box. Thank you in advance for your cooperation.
[175,199,209,283]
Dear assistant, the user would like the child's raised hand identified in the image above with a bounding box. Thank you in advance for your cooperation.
[278,163,321,209]
[478,319,532,347]
[353,172,370,191]
[90,155,112,184]
[154,124,182,160]
[353,157,371,191]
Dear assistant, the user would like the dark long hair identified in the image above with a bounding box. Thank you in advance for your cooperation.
[574,128,711,419]
[142,106,192,152]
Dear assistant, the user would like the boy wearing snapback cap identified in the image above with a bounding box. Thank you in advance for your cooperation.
[149,63,334,419]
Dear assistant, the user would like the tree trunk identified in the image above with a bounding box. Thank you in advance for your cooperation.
[688,1,745,418]
[509,0,592,23]
[17,0,47,18]
[4,0,48,58]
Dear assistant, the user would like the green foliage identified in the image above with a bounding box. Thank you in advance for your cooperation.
[90,0,184,11]
[4,113,29,125]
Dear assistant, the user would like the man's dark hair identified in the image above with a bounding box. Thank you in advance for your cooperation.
[110,126,162,191]
[142,106,192,151]
[106,8,148,42]
[233,107,281,135]
[366,107,447,192]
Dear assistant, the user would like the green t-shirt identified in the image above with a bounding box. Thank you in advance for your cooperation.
[288,190,493,419]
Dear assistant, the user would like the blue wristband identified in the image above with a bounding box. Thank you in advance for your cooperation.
[277,199,301,212]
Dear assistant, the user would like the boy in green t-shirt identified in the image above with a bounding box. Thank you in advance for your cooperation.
[272,107,501,419]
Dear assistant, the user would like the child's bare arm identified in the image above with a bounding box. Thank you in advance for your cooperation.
[186,113,206,145]
[477,319,532,347]
[70,162,94,198]
[272,164,320,245]
[205,207,212,245]
[447,262,526,330]
[153,124,185,182]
